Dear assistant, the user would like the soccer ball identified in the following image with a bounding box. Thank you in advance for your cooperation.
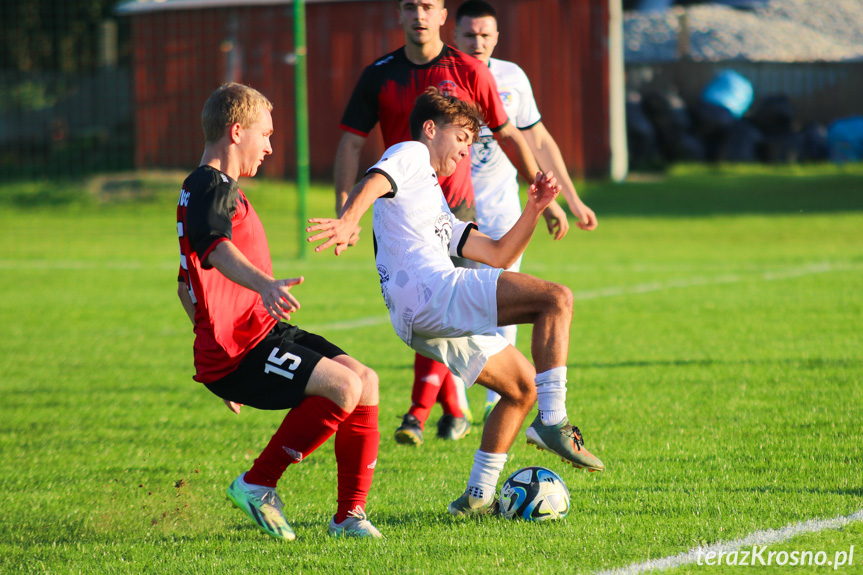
[499,466,570,521]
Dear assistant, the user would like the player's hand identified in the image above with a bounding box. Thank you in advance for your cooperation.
[260,276,304,321]
[568,198,597,231]
[527,171,561,212]
[336,197,362,246]
[223,398,242,414]
[347,226,362,247]
[306,218,357,256]
[542,201,569,240]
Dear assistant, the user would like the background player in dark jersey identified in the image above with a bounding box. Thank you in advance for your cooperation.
[176,83,382,540]
[334,0,566,446]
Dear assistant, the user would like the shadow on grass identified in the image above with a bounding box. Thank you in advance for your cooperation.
[0,172,185,209]
[4,181,95,208]
[580,172,863,217]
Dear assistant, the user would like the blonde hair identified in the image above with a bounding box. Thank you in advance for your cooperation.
[201,83,273,144]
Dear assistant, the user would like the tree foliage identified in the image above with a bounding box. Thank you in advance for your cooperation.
[0,0,121,73]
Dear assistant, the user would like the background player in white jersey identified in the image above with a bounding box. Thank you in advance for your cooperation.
[454,0,598,418]
[308,88,604,516]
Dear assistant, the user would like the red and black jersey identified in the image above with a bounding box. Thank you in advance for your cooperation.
[339,44,509,216]
[177,165,277,383]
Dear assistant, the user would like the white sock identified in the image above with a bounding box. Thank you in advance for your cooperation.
[486,389,501,404]
[467,450,508,504]
[535,366,568,426]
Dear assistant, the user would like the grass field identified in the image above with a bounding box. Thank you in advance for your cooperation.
[1,165,861,574]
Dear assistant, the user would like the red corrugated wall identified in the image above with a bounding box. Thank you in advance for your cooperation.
[129,0,609,179]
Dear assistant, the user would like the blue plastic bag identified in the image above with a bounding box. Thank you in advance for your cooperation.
[701,70,754,119]
[827,116,863,163]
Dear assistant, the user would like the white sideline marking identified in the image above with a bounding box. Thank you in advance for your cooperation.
[569,261,845,301]
[0,260,855,333]
[308,261,852,332]
[594,509,863,575]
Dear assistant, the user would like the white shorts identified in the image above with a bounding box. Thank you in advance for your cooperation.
[411,332,509,386]
[411,266,502,340]
[408,266,507,385]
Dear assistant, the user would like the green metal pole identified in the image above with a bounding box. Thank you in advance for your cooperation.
[294,0,309,259]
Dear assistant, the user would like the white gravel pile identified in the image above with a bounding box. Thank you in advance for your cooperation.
[625,0,863,62]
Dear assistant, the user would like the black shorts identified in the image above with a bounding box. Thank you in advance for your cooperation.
[205,322,346,410]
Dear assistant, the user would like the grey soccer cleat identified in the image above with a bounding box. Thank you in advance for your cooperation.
[436,414,471,441]
[525,414,605,472]
[328,506,383,538]
[448,490,500,517]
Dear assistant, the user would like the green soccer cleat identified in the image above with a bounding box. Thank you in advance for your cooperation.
[394,413,424,446]
[525,415,605,472]
[436,414,471,441]
[227,473,296,541]
[448,490,500,517]
[328,506,383,538]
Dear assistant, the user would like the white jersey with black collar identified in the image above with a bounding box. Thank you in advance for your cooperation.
[471,57,542,239]
[368,141,477,345]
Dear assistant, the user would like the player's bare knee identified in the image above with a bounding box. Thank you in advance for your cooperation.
[520,379,537,408]
[339,370,363,412]
[499,377,535,409]
[312,364,363,411]
[356,364,380,406]
[358,363,379,392]
[550,282,573,316]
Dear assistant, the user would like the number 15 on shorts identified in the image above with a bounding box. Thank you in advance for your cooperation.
[264,348,302,379]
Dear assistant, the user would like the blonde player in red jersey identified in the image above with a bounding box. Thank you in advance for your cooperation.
[177,83,381,540]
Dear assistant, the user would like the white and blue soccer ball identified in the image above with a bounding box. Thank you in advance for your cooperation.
[499,466,570,521]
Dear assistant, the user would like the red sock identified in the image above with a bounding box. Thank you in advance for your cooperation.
[245,396,349,488]
[334,404,380,523]
[436,371,464,418]
[409,354,451,427]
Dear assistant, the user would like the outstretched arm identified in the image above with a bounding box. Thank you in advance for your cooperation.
[523,121,597,231]
[461,171,561,269]
[206,241,304,322]
[308,171,392,256]
[333,132,370,247]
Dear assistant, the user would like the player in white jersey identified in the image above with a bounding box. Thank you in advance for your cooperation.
[367,140,502,355]
[309,88,604,517]
[454,0,599,418]
[470,58,539,243]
